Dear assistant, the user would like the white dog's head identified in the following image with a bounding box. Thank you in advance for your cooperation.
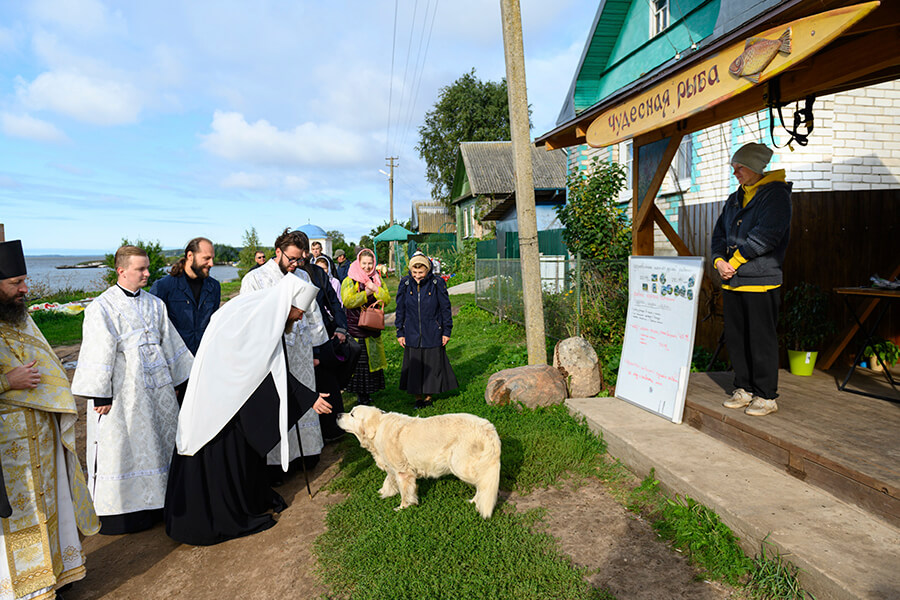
[336,405,384,445]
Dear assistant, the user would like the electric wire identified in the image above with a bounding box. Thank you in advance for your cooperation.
[391,0,420,158]
[397,0,439,158]
[385,0,399,158]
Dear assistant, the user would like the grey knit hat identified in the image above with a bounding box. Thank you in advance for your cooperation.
[333,249,345,258]
[731,142,773,174]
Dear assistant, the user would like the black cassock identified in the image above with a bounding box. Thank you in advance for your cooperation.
[164,367,318,546]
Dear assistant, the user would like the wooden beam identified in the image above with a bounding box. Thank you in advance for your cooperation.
[652,205,692,256]
[634,133,683,230]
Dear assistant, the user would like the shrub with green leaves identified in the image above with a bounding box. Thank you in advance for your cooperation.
[556,158,630,262]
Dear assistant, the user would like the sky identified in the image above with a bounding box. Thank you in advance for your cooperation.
[0,0,597,255]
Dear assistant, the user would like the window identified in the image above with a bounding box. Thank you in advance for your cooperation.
[674,135,693,182]
[623,140,633,189]
[651,0,669,37]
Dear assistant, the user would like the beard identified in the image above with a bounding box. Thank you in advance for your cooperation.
[0,296,28,325]
[190,257,210,279]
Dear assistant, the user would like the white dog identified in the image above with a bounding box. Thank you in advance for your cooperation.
[337,406,501,518]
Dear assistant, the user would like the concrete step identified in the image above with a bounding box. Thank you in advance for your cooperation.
[567,397,900,600]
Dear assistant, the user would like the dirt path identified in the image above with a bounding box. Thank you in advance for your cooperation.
[56,343,736,599]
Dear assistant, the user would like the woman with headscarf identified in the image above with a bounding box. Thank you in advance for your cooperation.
[395,253,458,409]
[314,255,343,306]
[341,248,391,405]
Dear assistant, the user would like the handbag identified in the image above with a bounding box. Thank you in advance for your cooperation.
[358,300,385,331]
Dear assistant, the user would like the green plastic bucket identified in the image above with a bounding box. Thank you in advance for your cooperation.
[787,350,818,376]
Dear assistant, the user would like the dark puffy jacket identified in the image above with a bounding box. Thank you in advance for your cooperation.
[395,271,452,348]
[711,180,792,288]
[335,260,350,282]
[149,274,220,354]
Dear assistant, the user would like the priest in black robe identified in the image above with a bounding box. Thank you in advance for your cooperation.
[164,274,331,546]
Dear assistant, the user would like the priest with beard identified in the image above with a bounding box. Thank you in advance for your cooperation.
[0,240,100,599]
[164,274,332,546]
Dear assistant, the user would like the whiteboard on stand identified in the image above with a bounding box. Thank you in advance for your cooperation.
[616,256,705,424]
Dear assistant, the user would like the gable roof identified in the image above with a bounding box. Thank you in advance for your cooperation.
[451,142,566,204]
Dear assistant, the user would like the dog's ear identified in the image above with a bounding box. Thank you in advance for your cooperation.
[359,408,381,443]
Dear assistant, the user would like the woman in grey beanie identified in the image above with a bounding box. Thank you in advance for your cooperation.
[711,142,792,416]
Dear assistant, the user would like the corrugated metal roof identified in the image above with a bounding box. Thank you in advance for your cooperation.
[456,142,566,198]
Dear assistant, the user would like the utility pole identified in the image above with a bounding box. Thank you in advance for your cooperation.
[500,0,546,365]
[386,156,398,270]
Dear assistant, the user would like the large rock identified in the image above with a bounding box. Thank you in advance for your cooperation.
[485,365,567,409]
[553,336,602,398]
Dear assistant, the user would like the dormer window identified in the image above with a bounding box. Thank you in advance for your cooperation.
[651,0,669,37]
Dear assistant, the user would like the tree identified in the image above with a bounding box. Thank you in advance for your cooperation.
[556,158,630,262]
[103,239,168,287]
[326,230,354,257]
[237,227,269,278]
[213,243,239,263]
[417,69,514,204]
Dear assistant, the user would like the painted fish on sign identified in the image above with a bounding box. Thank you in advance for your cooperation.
[729,28,792,83]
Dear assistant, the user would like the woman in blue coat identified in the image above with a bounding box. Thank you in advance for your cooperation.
[395,253,458,409]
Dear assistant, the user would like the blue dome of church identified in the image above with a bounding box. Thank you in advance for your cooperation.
[294,224,328,239]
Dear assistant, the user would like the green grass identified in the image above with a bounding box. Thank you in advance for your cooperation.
[626,472,814,597]
[219,280,241,299]
[315,301,616,599]
[31,311,84,346]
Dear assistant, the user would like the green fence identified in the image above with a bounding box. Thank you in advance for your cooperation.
[476,228,569,259]
[474,255,628,344]
[408,233,456,259]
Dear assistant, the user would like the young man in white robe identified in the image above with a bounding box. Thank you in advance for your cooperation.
[0,240,100,600]
[241,229,329,477]
[71,245,193,535]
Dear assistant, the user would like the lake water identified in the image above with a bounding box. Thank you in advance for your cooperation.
[25,255,240,294]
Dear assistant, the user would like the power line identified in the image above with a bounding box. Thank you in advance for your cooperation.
[392,0,420,156]
[385,0,399,157]
[397,0,439,157]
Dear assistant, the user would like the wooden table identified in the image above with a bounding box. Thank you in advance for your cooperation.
[834,287,900,403]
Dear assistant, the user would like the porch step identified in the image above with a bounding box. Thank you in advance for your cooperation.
[568,396,900,600]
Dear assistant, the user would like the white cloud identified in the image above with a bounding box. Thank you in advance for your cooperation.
[221,172,270,189]
[28,0,125,36]
[283,175,308,191]
[201,111,373,167]
[1,112,68,143]
[15,71,142,125]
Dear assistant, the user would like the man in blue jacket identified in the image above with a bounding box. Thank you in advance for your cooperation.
[150,237,221,355]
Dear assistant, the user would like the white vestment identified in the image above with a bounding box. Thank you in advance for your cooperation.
[71,286,193,516]
[241,260,328,464]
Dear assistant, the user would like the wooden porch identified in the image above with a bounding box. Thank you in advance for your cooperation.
[685,367,900,528]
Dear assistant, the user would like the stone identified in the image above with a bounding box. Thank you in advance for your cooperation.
[553,336,602,398]
[484,365,567,409]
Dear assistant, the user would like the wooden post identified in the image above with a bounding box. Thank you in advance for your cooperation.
[501,0,546,364]
[0,224,4,243]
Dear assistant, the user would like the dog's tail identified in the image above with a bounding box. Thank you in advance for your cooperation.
[474,431,502,519]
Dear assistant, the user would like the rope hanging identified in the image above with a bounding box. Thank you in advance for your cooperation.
[766,77,816,150]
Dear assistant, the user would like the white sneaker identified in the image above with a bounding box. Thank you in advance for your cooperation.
[745,397,778,416]
[723,388,753,409]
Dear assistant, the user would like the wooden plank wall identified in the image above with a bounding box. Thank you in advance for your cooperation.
[679,189,899,365]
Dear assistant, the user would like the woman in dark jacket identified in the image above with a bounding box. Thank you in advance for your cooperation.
[395,253,458,409]
[711,142,792,417]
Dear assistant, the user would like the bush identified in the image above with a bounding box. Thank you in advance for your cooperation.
[556,158,630,262]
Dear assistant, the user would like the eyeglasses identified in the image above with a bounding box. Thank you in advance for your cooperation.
[283,255,303,265]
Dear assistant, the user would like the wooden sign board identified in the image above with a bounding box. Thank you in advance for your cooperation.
[586,1,880,148]
[616,256,705,424]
